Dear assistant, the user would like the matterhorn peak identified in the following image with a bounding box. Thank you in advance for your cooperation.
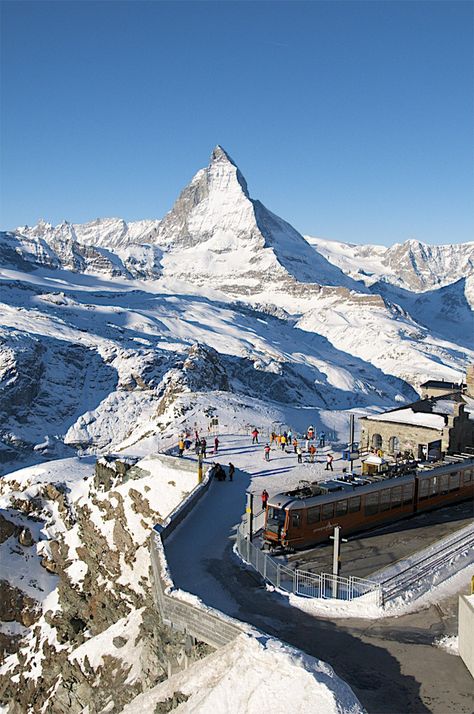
[210,145,236,166]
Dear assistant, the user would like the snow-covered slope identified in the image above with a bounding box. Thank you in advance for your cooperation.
[1,145,472,471]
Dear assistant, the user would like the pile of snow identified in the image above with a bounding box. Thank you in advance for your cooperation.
[122,632,364,714]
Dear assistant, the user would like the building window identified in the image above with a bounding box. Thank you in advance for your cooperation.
[388,436,399,454]
[372,433,383,450]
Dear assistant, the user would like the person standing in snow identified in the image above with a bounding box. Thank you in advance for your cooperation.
[200,437,207,458]
[252,428,259,444]
[214,436,219,454]
[325,453,334,471]
[178,438,185,457]
[228,462,235,481]
[264,444,271,461]
[194,438,201,455]
[309,444,316,462]
[293,437,298,453]
[297,446,303,464]
[261,489,269,511]
[319,432,326,447]
[280,434,286,451]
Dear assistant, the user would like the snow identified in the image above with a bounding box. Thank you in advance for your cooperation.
[365,407,445,429]
[121,632,364,714]
[69,608,145,684]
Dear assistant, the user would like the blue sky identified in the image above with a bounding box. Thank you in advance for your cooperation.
[1,1,473,245]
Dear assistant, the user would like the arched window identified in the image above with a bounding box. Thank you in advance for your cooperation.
[372,433,382,450]
[389,436,400,454]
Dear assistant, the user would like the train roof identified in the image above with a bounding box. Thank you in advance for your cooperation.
[267,456,474,511]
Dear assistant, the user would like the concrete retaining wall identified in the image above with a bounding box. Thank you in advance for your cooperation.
[149,463,245,649]
[458,594,474,679]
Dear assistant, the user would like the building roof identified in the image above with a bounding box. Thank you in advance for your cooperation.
[420,380,464,390]
[364,408,445,430]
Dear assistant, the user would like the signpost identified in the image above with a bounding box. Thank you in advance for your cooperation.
[246,492,254,542]
[330,525,348,597]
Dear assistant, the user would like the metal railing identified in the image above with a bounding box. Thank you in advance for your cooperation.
[236,519,382,607]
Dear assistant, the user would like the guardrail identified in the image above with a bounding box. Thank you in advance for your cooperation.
[236,516,382,607]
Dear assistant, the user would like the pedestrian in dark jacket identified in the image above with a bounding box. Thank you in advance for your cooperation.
[214,436,219,454]
[200,437,207,458]
[228,462,235,481]
[261,489,269,510]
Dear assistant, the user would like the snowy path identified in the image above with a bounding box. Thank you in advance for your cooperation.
[164,434,474,714]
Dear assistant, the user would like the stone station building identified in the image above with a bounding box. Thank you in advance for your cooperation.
[360,366,474,460]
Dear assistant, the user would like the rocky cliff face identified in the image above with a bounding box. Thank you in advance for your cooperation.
[0,455,208,713]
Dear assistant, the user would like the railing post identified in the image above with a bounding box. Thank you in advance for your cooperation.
[246,492,254,542]
[263,553,267,580]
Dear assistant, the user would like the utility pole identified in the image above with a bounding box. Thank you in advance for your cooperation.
[349,414,355,470]
[330,525,348,597]
[246,492,254,542]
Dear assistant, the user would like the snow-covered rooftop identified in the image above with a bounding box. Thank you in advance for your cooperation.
[365,407,445,430]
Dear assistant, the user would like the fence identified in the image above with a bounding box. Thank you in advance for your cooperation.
[236,517,382,607]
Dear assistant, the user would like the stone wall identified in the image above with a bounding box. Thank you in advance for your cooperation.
[359,419,443,457]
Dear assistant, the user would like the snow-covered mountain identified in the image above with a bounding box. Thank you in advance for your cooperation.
[1,145,472,475]
[306,234,474,293]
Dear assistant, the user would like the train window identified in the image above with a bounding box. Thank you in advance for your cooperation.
[463,469,472,484]
[429,478,439,497]
[364,493,379,516]
[307,506,321,524]
[439,474,450,495]
[291,512,302,528]
[402,483,414,504]
[335,500,348,517]
[449,473,460,491]
[268,507,286,524]
[348,496,361,513]
[390,486,402,508]
[379,490,391,512]
[321,503,334,521]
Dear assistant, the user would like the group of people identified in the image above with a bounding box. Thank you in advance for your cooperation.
[210,462,235,482]
[178,432,221,458]
[254,425,332,468]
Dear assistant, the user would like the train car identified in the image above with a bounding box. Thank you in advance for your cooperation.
[263,458,474,551]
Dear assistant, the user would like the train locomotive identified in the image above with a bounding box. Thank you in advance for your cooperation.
[263,457,474,551]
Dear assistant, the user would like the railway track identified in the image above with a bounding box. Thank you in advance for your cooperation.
[376,524,474,603]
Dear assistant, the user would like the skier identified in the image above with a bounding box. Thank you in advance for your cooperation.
[325,453,334,471]
[280,434,286,451]
[319,432,326,448]
[297,446,303,464]
[177,438,185,457]
[200,437,207,458]
[251,428,259,444]
[264,444,271,462]
[228,462,235,481]
[261,489,269,511]
[292,437,298,453]
[214,436,219,454]
[309,444,316,463]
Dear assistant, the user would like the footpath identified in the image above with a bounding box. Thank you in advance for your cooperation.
[164,435,474,714]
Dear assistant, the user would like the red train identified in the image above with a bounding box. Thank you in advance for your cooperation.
[263,457,474,551]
